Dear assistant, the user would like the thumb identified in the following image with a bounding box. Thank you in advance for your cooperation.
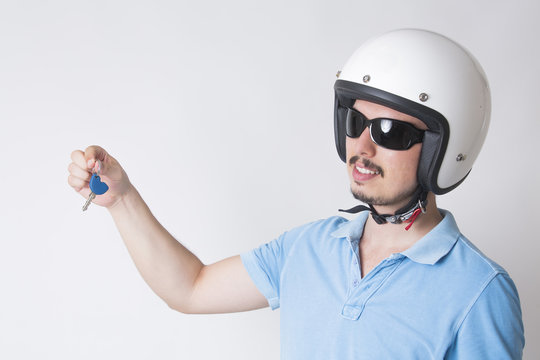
[84,145,110,173]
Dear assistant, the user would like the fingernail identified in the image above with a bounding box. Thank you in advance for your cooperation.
[95,160,102,175]
[87,159,94,169]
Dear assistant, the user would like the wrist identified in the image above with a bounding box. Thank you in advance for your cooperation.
[108,184,142,215]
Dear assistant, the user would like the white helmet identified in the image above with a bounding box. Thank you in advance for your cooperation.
[334,29,491,195]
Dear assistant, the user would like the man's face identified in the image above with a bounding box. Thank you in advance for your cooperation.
[346,100,427,211]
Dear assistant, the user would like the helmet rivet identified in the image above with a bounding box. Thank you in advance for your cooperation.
[419,93,429,102]
[336,70,341,78]
[456,153,466,162]
[362,75,370,83]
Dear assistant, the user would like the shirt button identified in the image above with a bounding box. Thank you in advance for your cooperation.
[352,279,359,287]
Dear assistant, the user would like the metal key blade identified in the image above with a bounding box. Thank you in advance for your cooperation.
[82,192,96,211]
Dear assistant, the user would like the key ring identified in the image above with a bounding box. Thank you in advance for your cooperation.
[93,159,103,176]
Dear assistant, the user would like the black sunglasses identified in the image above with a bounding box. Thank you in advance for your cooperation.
[345,107,425,150]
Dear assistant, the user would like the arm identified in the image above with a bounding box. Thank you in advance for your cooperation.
[68,146,268,314]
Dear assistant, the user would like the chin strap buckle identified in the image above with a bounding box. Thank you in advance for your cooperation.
[404,199,427,231]
[338,189,428,230]
[382,198,426,224]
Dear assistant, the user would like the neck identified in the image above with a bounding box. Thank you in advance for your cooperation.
[364,193,442,247]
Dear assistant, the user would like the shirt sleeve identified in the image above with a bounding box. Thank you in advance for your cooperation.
[445,273,525,360]
[241,231,295,310]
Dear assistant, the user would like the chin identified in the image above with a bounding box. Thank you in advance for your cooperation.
[350,184,418,208]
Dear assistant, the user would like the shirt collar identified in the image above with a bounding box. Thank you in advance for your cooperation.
[330,211,370,240]
[331,209,460,265]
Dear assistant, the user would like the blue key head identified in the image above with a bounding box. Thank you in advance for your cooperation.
[89,173,109,195]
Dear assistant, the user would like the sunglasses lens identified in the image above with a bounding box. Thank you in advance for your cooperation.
[371,119,418,150]
[345,109,366,138]
[345,108,424,150]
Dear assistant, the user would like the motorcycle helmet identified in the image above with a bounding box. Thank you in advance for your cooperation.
[334,29,491,195]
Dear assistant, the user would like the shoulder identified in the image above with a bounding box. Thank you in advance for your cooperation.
[286,215,349,238]
[449,236,520,316]
[450,234,520,317]
[439,219,522,334]
[244,215,350,262]
[274,216,350,253]
[435,210,508,277]
[430,213,524,356]
[427,211,519,314]
[451,233,508,279]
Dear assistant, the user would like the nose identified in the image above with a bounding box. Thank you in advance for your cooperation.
[346,126,376,159]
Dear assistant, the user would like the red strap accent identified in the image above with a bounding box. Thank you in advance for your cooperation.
[405,208,422,231]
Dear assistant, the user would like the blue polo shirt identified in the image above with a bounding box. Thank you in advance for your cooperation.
[241,210,524,359]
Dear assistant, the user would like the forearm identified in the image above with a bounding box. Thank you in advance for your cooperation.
[108,185,204,311]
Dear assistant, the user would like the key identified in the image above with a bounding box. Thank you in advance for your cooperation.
[82,191,96,211]
[82,172,109,211]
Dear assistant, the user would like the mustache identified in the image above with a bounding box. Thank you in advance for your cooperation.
[349,156,384,177]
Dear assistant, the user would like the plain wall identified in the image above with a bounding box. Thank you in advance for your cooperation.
[0,0,538,359]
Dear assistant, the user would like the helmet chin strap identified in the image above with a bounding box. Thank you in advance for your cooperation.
[339,187,428,229]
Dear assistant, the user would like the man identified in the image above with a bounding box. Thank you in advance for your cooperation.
[68,29,524,358]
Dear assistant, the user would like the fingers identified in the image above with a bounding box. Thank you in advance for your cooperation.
[70,149,87,169]
[68,151,91,193]
[67,174,90,194]
[69,145,128,195]
[69,146,110,193]
[84,145,109,173]
[68,161,91,180]
[69,145,132,208]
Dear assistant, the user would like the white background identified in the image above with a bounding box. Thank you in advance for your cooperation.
[0,0,538,359]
